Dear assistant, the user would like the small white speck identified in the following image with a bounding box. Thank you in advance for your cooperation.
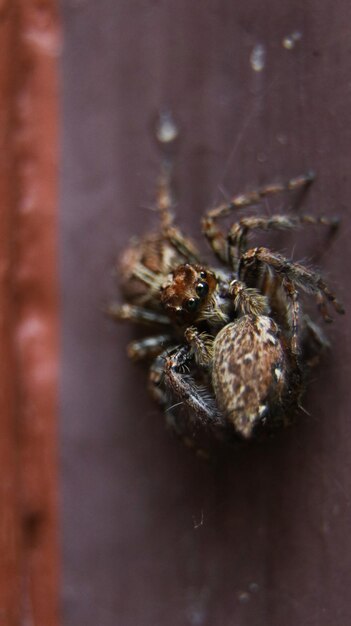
[244,354,254,362]
[250,44,266,72]
[282,31,302,50]
[274,368,282,381]
[156,111,178,144]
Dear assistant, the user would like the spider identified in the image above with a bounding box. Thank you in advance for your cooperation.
[110,150,344,449]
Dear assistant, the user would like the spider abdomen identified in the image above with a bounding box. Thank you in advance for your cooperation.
[212,315,289,438]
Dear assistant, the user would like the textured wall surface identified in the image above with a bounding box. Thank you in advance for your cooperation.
[0,2,60,625]
[60,2,351,625]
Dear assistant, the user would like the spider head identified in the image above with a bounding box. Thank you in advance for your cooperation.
[160,264,217,325]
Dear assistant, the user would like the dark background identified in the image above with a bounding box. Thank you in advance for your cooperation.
[60,2,351,625]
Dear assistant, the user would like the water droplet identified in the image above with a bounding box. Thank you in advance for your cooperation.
[156,111,179,144]
[282,31,302,50]
[238,591,250,604]
[250,44,266,72]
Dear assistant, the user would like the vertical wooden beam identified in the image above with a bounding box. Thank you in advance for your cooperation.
[0,6,21,624]
[0,2,60,624]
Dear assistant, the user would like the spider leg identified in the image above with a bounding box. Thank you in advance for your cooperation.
[162,224,201,264]
[127,334,173,361]
[201,217,228,264]
[155,159,174,230]
[149,349,191,438]
[304,314,330,350]
[184,327,214,368]
[163,345,224,430]
[125,262,165,298]
[229,280,270,316]
[148,350,173,408]
[107,303,171,327]
[239,247,345,321]
[302,314,330,369]
[149,348,220,456]
[228,276,299,354]
[155,149,201,264]
[202,172,314,264]
[227,214,339,263]
[282,279,300,355]
[227,274,299,354]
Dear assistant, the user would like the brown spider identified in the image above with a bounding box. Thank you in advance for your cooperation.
[110,146,344,449]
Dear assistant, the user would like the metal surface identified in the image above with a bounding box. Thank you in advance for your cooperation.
[60,2,351,624]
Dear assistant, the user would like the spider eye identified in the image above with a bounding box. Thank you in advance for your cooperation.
[185,297,200,312]
[200,271,207,279]
[195,282,209,298]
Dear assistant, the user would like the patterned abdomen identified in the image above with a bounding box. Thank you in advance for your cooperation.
[212,315,289,438]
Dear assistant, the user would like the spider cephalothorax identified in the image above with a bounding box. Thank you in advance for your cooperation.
[160,264,224,325]
[110,157,344,453]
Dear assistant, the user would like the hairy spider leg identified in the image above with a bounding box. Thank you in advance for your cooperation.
[149,348,219,457]
[202,172,314,264]
[301,314,331,369]
[226,213,339,354]
[155,148,201,265]
[155,159,174,230]
[229,280,270,316]
[184,327,214,368]
[108,303,171,326]
[149,351,170,408]
[282,279,300,355]
[239,247,345,323]
[224,214,339,352]
[163,345,224,429]
[127,334,173,361]
[227,214,340,263]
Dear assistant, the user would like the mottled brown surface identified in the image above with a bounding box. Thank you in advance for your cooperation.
[0,1,60,625]
[60,2,351,625]
[212,317,287,437]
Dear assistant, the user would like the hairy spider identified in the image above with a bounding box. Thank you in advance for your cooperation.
[110,146,344,449]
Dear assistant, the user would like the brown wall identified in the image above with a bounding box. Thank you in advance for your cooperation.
[60,2,351,625]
